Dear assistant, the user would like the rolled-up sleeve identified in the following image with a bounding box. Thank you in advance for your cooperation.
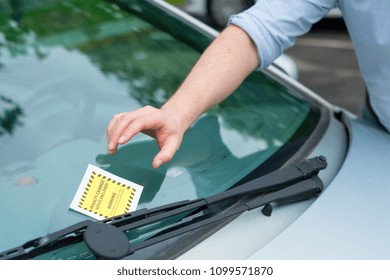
[229,0,337,69]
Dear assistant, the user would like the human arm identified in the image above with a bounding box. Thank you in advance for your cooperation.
[106,24,259,168]
[106,0,337,169]
[230,0,337,68]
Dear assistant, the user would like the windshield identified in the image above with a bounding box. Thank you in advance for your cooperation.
[0,0,321,257]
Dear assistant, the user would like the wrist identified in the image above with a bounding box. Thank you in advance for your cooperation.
[161,98,200,133]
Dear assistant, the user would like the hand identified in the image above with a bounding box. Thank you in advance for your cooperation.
[106,105,184,169]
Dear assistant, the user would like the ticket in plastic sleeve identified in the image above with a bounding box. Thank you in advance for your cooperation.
[70,164,143,220]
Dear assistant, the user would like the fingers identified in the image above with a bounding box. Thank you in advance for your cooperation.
[117,119,149,145]
[106,106,183,169]
[152,136,181,169]
[106,107,152,154]
[106,112,127,154]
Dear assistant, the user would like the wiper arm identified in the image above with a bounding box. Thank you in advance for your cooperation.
[117,175,324,258]
[0,156,327,260]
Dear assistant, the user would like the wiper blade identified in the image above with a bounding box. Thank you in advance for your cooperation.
[0,156,327,260]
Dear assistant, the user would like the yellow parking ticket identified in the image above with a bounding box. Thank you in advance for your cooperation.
[69,164,143,220]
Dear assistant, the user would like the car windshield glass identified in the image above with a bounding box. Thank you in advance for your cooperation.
[0,0,321,255]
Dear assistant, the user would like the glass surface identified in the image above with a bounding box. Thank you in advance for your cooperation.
[0,0,318,256]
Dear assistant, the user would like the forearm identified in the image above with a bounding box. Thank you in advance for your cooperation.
[106,25,259,167]
[161,24,259,131]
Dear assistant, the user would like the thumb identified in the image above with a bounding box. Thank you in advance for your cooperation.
[152,137,181,169]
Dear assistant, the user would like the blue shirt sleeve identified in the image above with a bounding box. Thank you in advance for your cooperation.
[229,0,337,69]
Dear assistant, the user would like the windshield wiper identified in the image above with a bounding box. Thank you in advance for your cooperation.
[0,156,327,260]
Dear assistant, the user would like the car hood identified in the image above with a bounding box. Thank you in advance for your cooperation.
[248,114,390,259]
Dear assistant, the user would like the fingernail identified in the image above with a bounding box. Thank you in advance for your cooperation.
[118,135,125,144]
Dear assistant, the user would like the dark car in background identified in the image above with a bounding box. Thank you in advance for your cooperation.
[184,0,254,28]
[0,0,389,260]
[183,0,342,29]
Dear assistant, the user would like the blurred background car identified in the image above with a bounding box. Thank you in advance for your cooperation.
[182,0,342,29]
[0,0,389,260]
[184,0,254,28]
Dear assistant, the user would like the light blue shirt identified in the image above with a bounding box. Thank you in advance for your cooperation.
[230,0,390,132]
